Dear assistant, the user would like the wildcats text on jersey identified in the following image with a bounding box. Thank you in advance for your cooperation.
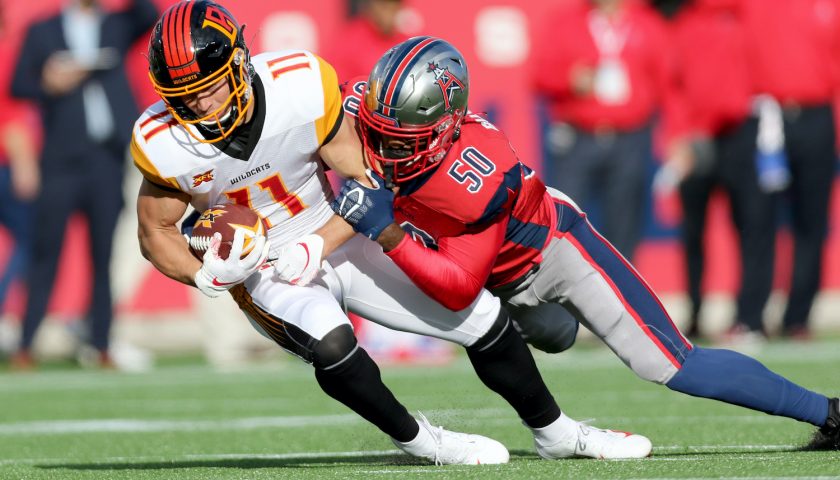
[230,163,271,185]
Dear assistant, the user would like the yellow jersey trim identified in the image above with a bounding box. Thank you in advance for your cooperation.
[130,136,182,191]
[314,55,342,146]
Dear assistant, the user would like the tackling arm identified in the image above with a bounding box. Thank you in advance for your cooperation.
[384,218,508,311]
[136,179,201,285]
[330,170,506,310]
[316,112,371,256]
[272,113,367,285]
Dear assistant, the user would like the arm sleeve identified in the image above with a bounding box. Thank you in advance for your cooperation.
[385,217,508,311]
[530,9,577,99]
[10,25,48,102]
[656,19,695,157]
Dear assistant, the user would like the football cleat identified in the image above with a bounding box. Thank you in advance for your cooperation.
[10,350,36,372]
[392,413,509,465]
[535,422,652,460]
[804,397,840,451]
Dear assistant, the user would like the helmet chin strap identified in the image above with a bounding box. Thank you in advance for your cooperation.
[382,164,396,189]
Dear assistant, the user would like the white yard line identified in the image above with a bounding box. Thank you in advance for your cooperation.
[0,414,362,435]
[0,443,804,466]
[0,449,404,467]
[654,444,798,452]
[0,407,795,436]
[351,469,459,474]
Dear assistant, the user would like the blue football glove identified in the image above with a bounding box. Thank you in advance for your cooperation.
[331,170,395,240]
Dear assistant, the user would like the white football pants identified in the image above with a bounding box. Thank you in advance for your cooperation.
[232,234,500,361]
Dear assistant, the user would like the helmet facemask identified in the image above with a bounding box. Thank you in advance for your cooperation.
[359,98,462,183]
[151,48,253,143]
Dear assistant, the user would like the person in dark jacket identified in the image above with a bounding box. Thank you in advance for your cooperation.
[9,0,158,370]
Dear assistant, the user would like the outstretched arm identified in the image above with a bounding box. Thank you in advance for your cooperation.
[331,172,505,311]
[318,112,373,256]
[272,113,369,285]
[382,219,506,311]
[136,179,200,285]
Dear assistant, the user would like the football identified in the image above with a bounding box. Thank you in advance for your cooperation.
[188,204,268,260]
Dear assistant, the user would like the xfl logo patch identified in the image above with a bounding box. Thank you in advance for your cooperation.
[192,169,215,187]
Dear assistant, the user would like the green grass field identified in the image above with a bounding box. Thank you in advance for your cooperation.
[2,339,839,479]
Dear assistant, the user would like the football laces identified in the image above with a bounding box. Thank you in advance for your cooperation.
[189,235,213,253]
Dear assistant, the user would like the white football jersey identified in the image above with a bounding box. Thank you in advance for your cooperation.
[130,50,343,252]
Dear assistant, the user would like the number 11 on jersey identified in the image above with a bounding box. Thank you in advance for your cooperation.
[225,173,306,217]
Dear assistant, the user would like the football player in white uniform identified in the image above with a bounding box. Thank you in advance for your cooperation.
[133,0,651,464]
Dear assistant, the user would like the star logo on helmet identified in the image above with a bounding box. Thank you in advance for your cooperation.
[427,62,464,110]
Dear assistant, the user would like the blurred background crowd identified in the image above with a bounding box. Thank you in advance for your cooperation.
[0,0,838,371]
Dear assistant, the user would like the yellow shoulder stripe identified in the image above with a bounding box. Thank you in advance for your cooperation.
[130,136,182,191]
[314,55,342,146]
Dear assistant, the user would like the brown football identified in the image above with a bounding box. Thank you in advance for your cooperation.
[188,204,268,260]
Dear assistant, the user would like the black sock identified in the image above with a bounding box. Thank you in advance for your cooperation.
[466,316,561,428]
[315,346,419,442]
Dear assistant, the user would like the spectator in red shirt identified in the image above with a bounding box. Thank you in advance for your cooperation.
[740,0,840,339]
[532,0,671,260]
[661,0,776,341]
[326,0,408,83]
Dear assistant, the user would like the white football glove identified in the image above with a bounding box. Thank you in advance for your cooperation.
[273,233,325,286]
[194,229,270,298]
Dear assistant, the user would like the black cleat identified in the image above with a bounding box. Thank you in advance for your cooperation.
[804,397,840,451]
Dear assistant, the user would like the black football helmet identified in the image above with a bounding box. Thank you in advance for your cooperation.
[148,0,254,143]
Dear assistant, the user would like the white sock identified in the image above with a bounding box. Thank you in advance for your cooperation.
[530,412,579,446]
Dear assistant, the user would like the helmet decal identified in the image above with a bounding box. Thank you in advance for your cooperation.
[162,1,200,84]
[202,5,238,44]
[378,37,443,115]
[372,111,399,127]
[427,62,465,110]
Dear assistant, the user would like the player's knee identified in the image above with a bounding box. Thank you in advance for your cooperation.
[312,325,358,370]
[630,348,690,385]
[514,314,579,354]
[469,307,512,352]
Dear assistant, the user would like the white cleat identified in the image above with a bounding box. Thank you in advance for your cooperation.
[392,412,510,465]
[536,422,652,460]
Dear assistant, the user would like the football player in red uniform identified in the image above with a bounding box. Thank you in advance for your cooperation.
[286,36,838,450]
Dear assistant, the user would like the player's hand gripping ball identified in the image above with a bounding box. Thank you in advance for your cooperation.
[188,204,269,260]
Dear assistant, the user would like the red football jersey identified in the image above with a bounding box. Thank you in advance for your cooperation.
[342,80,555,310]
